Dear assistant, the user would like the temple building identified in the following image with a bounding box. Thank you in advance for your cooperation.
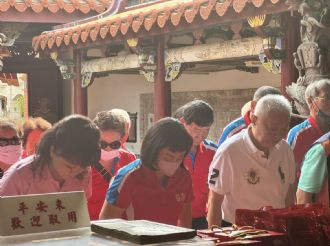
[3,0,329,153]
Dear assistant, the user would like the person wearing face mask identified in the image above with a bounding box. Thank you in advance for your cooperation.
[287,79,330,178]
[174,100,217,230]
[99,118,193,228]
[88,111,136,220]
[208,95,295,227]
[0,120,22,178]
[0,115,100,197]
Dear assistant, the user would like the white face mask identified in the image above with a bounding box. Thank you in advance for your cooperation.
[100,149,120,161]
[157,160,180,177]
[0,145,22,165]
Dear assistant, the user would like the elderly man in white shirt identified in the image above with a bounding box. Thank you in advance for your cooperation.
[207,94,296,227]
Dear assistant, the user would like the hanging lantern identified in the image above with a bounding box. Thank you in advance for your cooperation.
[259,36,284,74]
[262,36,285,60]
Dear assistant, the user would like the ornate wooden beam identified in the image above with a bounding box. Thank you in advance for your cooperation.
[81,37,263,73]
[166,37,262,63]
[82,53,139,73]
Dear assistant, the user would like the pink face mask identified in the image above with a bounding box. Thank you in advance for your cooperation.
[100,149,120,161]
[157,160,180,177]
[0,145,22,165]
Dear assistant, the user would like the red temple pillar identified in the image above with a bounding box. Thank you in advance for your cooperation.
[164,78,171,117]
[281,12,300,98]
[73,49,87,116]
[154,36,171,121]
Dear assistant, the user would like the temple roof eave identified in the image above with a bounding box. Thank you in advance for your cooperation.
[0,0,112,15]
[32,0,289,53]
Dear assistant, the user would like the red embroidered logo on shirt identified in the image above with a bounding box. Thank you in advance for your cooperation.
[175,193,186,202]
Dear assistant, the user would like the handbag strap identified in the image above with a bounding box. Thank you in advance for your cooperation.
[94,162,111,183]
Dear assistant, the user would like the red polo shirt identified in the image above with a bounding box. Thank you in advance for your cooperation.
[106,160,194,226]
[183,139,217,218]
[88,149,136,220]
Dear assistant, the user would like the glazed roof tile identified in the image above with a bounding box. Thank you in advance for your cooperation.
[32,0,283,52]
[0,0,112,14]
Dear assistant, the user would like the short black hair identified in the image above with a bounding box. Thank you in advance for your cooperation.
[172,105,187,119]
[140,117,192,170]
[93,110,126,137]
[32,115,101,174]
[182,100,214,127]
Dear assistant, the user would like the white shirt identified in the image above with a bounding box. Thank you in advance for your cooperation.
[208,129,295,224]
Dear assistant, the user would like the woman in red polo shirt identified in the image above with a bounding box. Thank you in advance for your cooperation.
[88,110,136,220]
[99,117,194,228]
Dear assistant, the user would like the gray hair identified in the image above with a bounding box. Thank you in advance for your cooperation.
[93,110,126,137]
[305,79,330,103]
[0,119,18,132]
[253,86,281,101]
[0,119,20,137]
[109,108,131,127]
[254,95,292,118]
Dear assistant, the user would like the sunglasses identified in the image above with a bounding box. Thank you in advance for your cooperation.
[100,140,121,150]
[0,137,22,147]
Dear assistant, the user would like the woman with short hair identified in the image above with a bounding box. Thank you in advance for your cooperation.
[100,117,193,228]
[88,110,136,220]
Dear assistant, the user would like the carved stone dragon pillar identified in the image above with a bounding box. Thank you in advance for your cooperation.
[286,0,330,115]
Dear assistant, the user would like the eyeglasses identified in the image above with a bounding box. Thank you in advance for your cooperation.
[0,137,22,147]
[100,140,121,150]
[316,97,330,103]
